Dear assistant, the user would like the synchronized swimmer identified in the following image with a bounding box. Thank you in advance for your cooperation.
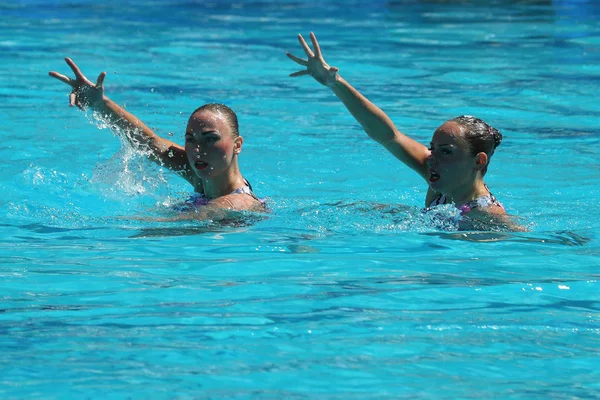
[49,32,523,231]
[286,32,523,231]
[49,58,265,221]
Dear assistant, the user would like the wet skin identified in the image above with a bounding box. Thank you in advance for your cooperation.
[185,110,241,180]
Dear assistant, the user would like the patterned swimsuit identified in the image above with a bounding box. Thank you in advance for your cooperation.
[428,191,504,216]
[175,179,264,211]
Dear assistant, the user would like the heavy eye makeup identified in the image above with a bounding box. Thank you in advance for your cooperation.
[429,143,454,155]
[203,132,220,142]
[185,131,220,143]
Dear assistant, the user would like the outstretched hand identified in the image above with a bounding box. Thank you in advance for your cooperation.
[286,32,339,87]
[49,58,106,110]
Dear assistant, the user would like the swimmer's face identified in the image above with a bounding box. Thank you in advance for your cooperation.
[185,110,242,178]
[427,121,479,193]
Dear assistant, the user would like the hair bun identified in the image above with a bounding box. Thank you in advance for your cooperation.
[487,125,502,149]
[492,128,502,149]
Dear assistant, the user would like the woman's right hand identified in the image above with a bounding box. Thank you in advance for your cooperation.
[286,32,339,87]
[49,57,106,110]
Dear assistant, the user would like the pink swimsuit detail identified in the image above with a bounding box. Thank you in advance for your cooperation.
[175,181,265,212]
[186,186,253,207]
[429,192,505,216]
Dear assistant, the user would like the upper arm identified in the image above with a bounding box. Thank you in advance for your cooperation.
[148,139,197,186]
[381,131,431,180]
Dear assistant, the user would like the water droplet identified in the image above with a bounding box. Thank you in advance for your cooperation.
[167,132,174,137]
[150,88,155,93]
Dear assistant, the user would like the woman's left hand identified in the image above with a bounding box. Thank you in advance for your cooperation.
[286,32,339,87]
[49,57,106,110]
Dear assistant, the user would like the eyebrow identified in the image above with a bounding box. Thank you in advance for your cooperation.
[186,130,219,136]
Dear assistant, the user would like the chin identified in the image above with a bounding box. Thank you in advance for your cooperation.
[198,166,227,180]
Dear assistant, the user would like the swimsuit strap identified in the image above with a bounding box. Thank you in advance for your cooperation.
[186,179,253,206]
[429,193,447,208]
[232,178,266,205]
[457,189,505,216]
[482,184,505,210]
[176,178,264,211]
[243,178,253,192]
[230,185,253,196]
[429,186,504,216]
[238,178,262,201]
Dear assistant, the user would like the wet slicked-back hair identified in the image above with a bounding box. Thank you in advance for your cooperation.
[191,103,239,137]
[451,115,502,176]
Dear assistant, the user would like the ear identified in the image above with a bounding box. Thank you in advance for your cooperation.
[475,152,488,170]
[233,135,244,155]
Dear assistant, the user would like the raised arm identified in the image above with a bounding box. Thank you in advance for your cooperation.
[49,58,196,185]
[286,33,430,180]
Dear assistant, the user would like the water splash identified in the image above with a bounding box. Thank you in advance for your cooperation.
[87,110,172,199]
[271,199,463,235]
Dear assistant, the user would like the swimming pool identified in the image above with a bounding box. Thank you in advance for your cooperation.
[1,0,599,397]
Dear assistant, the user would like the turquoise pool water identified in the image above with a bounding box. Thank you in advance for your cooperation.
[1,0,599,398]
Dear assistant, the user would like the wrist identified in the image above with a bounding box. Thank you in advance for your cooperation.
[90,95,109,110]
[328,76,345,92]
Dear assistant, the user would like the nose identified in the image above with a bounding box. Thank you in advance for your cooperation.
[191,146,205,159]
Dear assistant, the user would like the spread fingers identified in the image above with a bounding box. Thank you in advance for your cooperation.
[286,52,308,66]
[297,34,314,58]
[290,70,310,77]
[49,71,73,86]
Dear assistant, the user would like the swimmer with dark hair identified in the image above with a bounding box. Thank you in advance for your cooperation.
[287,33,523,231]
[49,58,265,220]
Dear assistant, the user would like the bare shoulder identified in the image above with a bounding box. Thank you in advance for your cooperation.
[210,193,266,212]
[464,206,527,232]
[473,203,506,215]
